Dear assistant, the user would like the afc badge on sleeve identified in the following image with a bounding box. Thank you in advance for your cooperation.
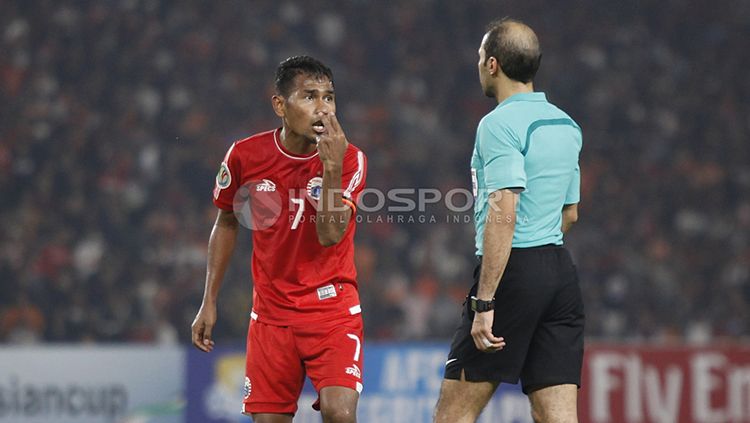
[214,162,232,199]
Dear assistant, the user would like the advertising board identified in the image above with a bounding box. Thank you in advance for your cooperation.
[0,346,184,423]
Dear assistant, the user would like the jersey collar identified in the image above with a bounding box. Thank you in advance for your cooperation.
[274,128,319,160]
[497,92,547,108]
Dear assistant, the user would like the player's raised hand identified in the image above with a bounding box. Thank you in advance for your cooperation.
[316,113,348,168]
[191,303,217,352]
[471,310,505,353]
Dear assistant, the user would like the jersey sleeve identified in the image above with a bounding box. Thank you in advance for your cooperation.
[212,142,242,211]
[478,118,526,192]
[565,164,581,205]
[341,149,367,211]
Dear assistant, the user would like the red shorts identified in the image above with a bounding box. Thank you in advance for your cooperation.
[241,313,364,415]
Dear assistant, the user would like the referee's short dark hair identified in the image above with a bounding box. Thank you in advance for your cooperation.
[484,19,542,83]
[275,56,334,97]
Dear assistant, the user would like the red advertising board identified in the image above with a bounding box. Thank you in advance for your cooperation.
[580,344,750,423]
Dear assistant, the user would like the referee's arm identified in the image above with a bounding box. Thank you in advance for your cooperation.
[476,188,518,300]
[471,188,519,352]
[561,203,578,233]
[562,163,580,234]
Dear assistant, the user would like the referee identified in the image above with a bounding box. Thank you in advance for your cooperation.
[434,19,584,423]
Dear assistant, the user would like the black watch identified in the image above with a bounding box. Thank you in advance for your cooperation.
[470,296,495,313]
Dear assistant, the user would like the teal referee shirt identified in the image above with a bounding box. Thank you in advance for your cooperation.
[472,92,582,254]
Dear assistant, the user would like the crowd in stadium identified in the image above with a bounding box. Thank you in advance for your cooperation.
[1,0,748,345]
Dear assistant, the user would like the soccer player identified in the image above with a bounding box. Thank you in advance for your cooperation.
[433,19,584,423]
[190,56,367,423]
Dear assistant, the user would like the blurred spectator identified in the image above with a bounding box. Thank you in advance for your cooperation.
[0,292,45,343]
[0,0,748,345]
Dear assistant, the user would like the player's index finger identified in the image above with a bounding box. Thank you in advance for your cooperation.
[321,112,332,128]
[329,113,343,134]
[322,112,339,136]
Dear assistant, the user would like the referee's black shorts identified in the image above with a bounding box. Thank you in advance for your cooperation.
[444,244,585,394]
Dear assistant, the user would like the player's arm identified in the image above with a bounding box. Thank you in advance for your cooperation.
[317,163,352,246]
[471,188,517,352]
[191,209,239,352]
[315,113,352,247]
[562,203,578,233]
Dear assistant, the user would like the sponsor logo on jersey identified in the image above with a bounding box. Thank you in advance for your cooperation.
[317,284,337,300]
[345,363,361,379]
[244,376,252,399]
[216,163,232,189]
[306,176,323,200]
[256,179,276,192]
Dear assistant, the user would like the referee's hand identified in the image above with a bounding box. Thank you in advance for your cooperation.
[471,310,505,353]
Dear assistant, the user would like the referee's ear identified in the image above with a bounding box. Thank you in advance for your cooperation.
[485,55,500,78]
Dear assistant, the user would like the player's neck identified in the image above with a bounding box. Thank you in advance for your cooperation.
[280,127,317,156]
[495,81,534,104]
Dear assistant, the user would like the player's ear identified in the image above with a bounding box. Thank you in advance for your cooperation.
[271,94,285,118]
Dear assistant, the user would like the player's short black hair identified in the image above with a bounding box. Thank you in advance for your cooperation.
[274,56,334,96]
[484,18,542,83]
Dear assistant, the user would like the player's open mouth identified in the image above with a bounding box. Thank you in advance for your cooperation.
[312,121,326,134]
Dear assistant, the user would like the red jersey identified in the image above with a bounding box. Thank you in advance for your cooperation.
[213,128,367,326]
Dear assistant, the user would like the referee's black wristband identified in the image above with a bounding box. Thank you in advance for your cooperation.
[470,296,495,313]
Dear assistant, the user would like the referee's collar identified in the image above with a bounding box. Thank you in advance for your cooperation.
[497,92,547,108]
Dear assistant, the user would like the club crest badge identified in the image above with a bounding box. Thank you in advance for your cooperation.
[306,177,323,200]
[244,377,252,399]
